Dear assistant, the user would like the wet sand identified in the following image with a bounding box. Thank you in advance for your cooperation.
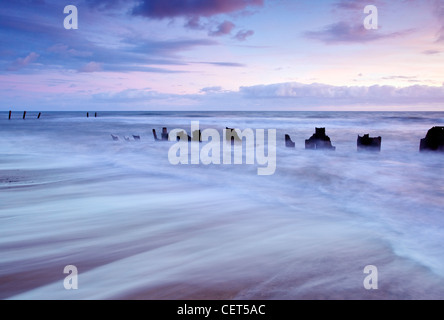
[2,170,444,300]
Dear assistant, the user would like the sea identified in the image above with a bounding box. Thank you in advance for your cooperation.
[1,111,444,300]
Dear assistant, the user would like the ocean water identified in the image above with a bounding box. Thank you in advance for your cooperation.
[1,111,444,300]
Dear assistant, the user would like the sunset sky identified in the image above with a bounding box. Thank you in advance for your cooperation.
[1,0,444,110]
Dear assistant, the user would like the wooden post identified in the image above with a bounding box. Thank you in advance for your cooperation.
[192,130,202,142]
[285,134,296,148]
[153,129,159,141]
[37,113,41,119]
[23,111,26,120]
[358,134,382,152]
[8,111,11,120]
[95,112,97,118]
[162,128,169,141]
[87,112,89,118]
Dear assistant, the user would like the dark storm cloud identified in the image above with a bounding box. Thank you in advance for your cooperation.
[131,0,264,19]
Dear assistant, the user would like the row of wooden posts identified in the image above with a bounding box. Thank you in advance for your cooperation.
[149,127,444,153]
[7,112,98,119]
[7,111,41,120]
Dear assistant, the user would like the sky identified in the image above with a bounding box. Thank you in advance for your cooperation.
[0,0,444,111]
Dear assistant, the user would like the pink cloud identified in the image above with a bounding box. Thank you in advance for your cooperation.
[79,62,103,73]
[235,30,254,41]
[48,44,92,57]
[305,22,413,44]
[423,49,442,55]
[334,0,383,10]
[184,16,204,30]
[209,21,236,37]
[435,0,444,42]
[7,52,40,71]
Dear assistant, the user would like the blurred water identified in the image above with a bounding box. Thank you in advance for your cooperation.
[1,111,444,300]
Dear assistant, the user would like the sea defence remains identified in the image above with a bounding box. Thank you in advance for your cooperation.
[140,126,444,155]
[3,113,442,154]
[285,135,296,148]
[357,134,382,152]
[305,128,336,151]
[420,127,444,152]
[153,128,170,141]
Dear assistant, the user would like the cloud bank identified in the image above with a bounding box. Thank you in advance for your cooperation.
[85,82,444,110]
[240,82,444,104]
[3,79,443,111]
